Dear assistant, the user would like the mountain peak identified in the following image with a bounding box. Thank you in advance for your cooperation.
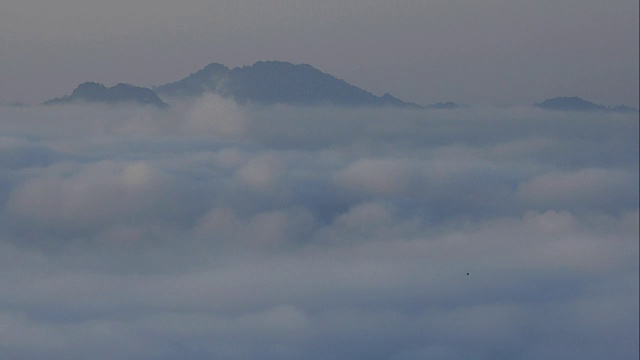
[534,96,606,111]
[45,82,168,108]
[534,96,638,112]
[155,61,421,108]
[44,61,423,108]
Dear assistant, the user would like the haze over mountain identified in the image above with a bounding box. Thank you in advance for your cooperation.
[154,61,421,108]
[45,82,168,108]
[535,96,638,113]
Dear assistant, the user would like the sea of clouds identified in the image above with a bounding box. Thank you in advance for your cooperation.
[0,96,638,360]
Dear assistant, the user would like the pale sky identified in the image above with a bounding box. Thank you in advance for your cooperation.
[1,0,638,106]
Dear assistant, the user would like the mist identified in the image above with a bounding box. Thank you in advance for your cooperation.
[0,98,638,359]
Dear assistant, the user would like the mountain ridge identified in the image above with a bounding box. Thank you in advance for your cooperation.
[44,82,168,108]
[534,96,638,113]
[154,61,421,108]
[38,65,638,110]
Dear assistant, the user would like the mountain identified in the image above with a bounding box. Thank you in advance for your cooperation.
[44,82,168,108]
[534,96,638,113]
[155,61,421,108]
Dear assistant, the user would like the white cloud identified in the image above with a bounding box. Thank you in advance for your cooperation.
[7,160,171,229]
[236,153,285,191]
[183,94,248,138]
[0,104,637,360]
[334,158,415,195]
[518,168,637,210]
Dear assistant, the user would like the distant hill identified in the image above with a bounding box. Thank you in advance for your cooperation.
[45,82,168,108]
[535,96,638,113]
[155,61,421,108]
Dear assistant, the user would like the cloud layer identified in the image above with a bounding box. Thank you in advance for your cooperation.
[0,100,638,359]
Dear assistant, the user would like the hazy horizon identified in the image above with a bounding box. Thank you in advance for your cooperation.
[1,0,638,107]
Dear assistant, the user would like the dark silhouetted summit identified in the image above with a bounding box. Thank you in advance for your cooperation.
[45,82,168,108]
[535,96,638,113]
[155,61,420,108]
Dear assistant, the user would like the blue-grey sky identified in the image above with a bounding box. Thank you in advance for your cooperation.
[1,0,638,106]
